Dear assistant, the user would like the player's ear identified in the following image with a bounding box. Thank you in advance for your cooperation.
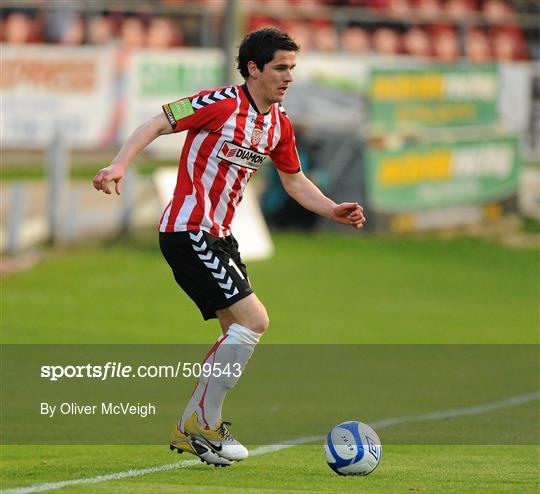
[247,61,259,79]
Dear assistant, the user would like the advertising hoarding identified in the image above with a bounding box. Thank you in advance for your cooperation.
[367,136,520,212]
[1,45,116,148]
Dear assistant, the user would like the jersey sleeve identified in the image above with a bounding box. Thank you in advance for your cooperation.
[269,111,302,174]
[162,89,236,133]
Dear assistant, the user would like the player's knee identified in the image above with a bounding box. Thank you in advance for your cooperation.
[253,312,270,334]
[228,295,269,334]
[247,306,269,334]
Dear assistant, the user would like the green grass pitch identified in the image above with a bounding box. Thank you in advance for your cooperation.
[1,231,539,493]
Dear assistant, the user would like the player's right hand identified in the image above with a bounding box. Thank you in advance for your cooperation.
[92,164,125,195]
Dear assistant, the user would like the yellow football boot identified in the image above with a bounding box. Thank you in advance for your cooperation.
[169,426,232,467]
[183,412,248,461]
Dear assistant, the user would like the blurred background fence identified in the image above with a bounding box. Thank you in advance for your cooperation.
[1,0,539,255]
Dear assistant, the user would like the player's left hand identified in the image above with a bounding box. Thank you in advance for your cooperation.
[331,202,366,229]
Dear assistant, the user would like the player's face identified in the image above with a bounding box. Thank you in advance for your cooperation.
[258,50,296,105]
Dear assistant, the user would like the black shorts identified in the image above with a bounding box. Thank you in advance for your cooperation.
[159,230,253,320]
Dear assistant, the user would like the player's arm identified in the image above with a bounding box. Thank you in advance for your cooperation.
[278,170,366,229]
[93,112,173,195]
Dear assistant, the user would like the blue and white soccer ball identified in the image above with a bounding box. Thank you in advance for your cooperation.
[324,421,382,476]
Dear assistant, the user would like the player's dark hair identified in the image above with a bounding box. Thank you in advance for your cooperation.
[236,27,299,79]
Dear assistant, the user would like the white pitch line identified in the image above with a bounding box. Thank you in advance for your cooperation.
[370,389,540,430]
[0,460,201,494]
[2,390,538,494]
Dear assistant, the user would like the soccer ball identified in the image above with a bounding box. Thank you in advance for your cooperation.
[324,421,382,476]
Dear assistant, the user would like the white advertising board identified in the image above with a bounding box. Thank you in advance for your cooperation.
[0,44,116,148]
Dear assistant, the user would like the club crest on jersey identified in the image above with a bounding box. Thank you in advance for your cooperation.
[251,128,263,147]
[218,141,266,171]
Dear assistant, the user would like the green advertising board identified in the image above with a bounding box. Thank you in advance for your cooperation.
[122,49,225,153]
[368,65,499,130]
[130,49,224,99]
[366,136,520,212]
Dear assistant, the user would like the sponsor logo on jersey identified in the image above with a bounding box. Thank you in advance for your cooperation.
[218,141,266,170]
[251,128,263,147]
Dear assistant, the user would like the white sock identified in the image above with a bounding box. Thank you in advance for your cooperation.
[180,323,261,430]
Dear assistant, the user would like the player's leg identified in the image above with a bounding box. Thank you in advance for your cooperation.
[160,231,245,465]
[216,295,269,334]
[217,310,234,335]
[161,231,264,461]
[181,295,268,425]
[188,294,268,424]
[217,293,269,333]
[181,294,268,461]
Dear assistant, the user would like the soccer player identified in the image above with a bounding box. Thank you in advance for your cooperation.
[93,27,365,467]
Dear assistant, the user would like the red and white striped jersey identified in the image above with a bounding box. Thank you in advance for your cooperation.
[159,84,301,237]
